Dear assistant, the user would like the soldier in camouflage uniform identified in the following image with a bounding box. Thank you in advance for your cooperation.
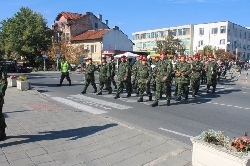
[96,57,112,95]
[81,58,97,94]
[137,59,152,102]
[0,63,7,141]
[171,54,179,96]
[151,56,160,91]
[108,56,117,89]
[125,56,132,93]
[175,55,191,101]
[132,55,142,91]
[114,55,131,99]
[190,55,204,97]
[151,52,173,107]
[206,55,219,93]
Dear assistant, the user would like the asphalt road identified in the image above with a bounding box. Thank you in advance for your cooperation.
[10,71,250,146]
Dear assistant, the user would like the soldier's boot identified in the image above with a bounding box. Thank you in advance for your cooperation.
[93,87,97,93]
[206,85,210,93]
[69,81,71,86]
[175,96,181,101]
[148,96,152,101]
[166,100,170,106]
[81,90,86,94]
[185,94,188,100]
[137,97,143,102]
[96,92,102,95]
[114,94,120,99]
[151,101,158,107]
[108,87,112,94]
[0,129,6,141]
[160,93,162,98]
[127,92,131,97]
[212,86,216,93]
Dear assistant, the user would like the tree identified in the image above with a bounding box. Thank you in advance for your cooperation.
[0,7,51,66]
[215,49,236,61]
[153,30,185,55]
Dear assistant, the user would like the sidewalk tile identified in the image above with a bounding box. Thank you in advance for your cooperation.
[75,152,98,163]
[4,150,28,161]
[30,153,54,164]
[8,157,34,166]
[49,150,73,160]
[84,158,110,166]
[0,154,7,163]
[25,147,48,157]
[43,145,65,154]
[36,161,60,166]
[0,162,11,166]
[55,156,81,166]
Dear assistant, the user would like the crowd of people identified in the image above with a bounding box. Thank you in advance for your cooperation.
[76,51,226,107]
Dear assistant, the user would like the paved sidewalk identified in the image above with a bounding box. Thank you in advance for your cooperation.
[0,87,192,166]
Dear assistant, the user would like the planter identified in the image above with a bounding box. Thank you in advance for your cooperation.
[7,78,17,87]
[17,80,31,91]
[191,137,250,166]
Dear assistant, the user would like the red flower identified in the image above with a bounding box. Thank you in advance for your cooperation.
[235,138,240,142]
[239,144,244,149]
[242,136,248,142]
[229,141,234,146]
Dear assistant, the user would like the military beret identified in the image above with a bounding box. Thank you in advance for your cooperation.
[160,51,167,55]
[179,54,186,58]
[194,55,200,59]
[87,58,92,60]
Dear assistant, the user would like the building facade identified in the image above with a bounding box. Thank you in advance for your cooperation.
[70,26,133,62]
[132,21,250,61]
[132,24,194,56]
[193,21,250,61]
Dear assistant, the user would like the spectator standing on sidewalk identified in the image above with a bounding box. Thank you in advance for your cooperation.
[0,63,7,141]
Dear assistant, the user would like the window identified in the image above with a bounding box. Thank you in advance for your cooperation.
[171,29,177,36]
[198,40,203,46]
[240,30,242,38]
[211,28,218,34]
[65,33,70,42]
[235,29,237,36]
[151,41,156,47]
[165,30,169,36]
[90,45,95,53]
[178,29,183,36]
[146,33,151,39]
[228,27,231,35]
[244,32,247,39]
[181,38,190,45]
[220,26,226,33]
[151,32,155,38]
[182,28,190,35]
[141,33,146,39]
[220,39,225,45]
[159,31,165,37]
[199,28,204,35]
[95,23,98,29]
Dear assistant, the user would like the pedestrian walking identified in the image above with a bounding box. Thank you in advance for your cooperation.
[81,58,97,94]
[58,56,71,86]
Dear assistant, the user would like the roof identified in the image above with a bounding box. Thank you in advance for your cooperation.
[56,12,83,21]
[71,29,110,41]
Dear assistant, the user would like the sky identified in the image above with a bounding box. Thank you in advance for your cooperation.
[0,0,249,40]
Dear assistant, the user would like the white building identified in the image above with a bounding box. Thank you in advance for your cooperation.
[132,24,193,56]
[193,21,250,61]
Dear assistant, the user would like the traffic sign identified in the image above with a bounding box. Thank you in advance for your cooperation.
[42,54,47,60]
[56,50,60,58]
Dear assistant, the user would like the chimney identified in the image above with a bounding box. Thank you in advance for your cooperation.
[114,26,119,30]
[105,20,108,26]
[98,14,102,21]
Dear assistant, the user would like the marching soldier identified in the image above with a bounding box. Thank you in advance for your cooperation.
[206,55,219,93]
[0,63,7,141]
[175,55,191,101]
[97,57,112,95]
[151,56,160,91]
[58,56,71,86]
[171,54,179,96]
[132,55,142,91]
[190,55,203,97]
[151,52,173,107]
[114,55,131,99]
[137,58,152,102]
[124,56,133,93]
[108,56,117,89]
[81,58,97,94]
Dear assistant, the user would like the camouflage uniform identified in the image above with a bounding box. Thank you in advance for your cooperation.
[175,59,191,101]
[137,61,152,102]
[190,59,203,96]
[151,58,160,91]
[151,59,173,107]
[206,59,219,93]
[81,60,97,94]
[114,58,131,99]
[0,64,7,141]
[109,60,117,89]
[132,59,141,90]
[97,60,112,95]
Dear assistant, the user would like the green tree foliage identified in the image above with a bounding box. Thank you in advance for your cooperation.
[153,30,185,55]
[0,7,51,66]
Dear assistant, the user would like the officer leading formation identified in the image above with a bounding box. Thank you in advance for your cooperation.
[79,52,220,106]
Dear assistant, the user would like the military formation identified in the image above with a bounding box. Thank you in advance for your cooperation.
[80,51,220,108]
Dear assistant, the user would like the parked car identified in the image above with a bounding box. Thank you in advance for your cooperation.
[16,66,30,73]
